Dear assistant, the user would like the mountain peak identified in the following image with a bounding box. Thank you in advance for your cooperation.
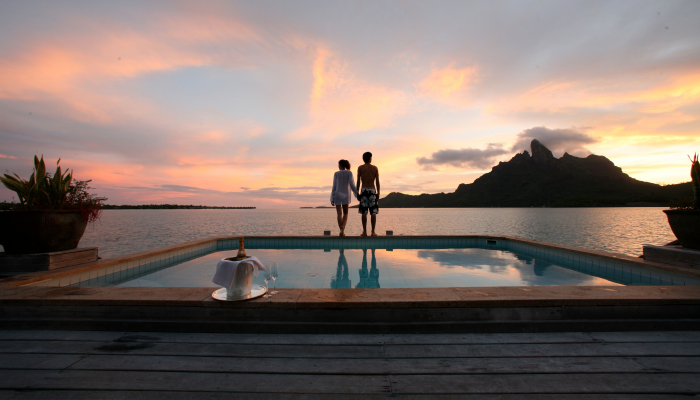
[530,139,554,164]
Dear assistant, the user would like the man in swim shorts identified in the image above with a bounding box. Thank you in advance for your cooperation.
[356,151,380,236]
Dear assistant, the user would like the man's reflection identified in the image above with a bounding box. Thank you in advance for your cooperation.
[533,258,553,276]
[513,253,552,276]
[356,248,380,289]
[331,249,351,288]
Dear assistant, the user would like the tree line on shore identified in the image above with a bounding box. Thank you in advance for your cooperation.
[102,204,256,209]
[0,202,254,210]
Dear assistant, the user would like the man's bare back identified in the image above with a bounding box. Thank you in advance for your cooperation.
[357,164,379,193]
[357,152,380,236]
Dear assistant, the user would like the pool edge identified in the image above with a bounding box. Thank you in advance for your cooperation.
[2,235,699,288]
[2,285,699,333]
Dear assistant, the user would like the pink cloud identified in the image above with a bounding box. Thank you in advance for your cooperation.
[290,48,411,139]
[416,64,480,106]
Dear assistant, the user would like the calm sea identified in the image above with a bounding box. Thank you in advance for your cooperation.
[71,208,676,259]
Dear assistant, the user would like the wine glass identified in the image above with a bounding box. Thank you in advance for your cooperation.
[263,270,272,298]
[271,262,279,294]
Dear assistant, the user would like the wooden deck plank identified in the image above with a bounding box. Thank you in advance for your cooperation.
[0,340,109,354]
[0,331,593,344]
[0,340,384,358]
[2,370,698,394]
[1,391,695,400]
[69,354,700,374]
[0,370,391,394]
[0,353,85,370]
[109,332,599,345]
[0,330,125,342]
[587,331,700,342]
[3,340,700,359]
[0,391,18,400]
[81,332,599,345]
[384,342,700,358]
[632,356,700,372]
[2,330,699,345]
[390,373,700,394]
[116,331,698,345]
[0,392,395,400]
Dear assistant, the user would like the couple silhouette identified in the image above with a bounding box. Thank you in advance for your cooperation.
[330,152,380,237]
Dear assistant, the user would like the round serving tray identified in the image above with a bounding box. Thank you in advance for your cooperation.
[212,284,267,301]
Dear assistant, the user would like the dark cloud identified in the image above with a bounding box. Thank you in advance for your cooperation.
[417,249,493,270]
[416,144,509,170]
[511,126,599,157]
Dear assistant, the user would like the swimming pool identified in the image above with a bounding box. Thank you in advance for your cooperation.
[68,237,700,288]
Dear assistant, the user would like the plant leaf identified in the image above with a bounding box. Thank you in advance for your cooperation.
[0,176,26,193]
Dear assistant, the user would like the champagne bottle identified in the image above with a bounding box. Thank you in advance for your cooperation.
[236,237,247,260]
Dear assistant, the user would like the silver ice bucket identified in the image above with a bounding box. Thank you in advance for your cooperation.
[224,258,254,300]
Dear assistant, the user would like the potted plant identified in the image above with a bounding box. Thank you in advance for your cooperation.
[663,153,700,250]
[0,156,106,254]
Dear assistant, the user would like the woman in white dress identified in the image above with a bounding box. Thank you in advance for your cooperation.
[330,159,359,237]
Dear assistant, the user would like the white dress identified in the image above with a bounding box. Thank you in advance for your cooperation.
[330,170,359,205]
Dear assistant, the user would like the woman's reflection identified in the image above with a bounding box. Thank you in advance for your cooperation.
[356,248,380,288]
[330,248,351,288]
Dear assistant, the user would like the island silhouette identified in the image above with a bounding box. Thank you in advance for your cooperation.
[381,139,692,208]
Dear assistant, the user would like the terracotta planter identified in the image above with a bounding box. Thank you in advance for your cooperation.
[0,210,87,254]
[663,209,700,250]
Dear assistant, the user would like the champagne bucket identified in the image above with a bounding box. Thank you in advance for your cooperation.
[225,261,254,299]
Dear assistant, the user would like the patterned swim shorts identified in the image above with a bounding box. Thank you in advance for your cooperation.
[358,189,379,215]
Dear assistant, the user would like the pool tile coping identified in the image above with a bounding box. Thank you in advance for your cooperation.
[1,285,699,309]
[1,235,699,289]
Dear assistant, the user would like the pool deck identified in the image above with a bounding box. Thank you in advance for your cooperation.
[1,285,699,333]
[1,236,700,396]
[1,329,699,398]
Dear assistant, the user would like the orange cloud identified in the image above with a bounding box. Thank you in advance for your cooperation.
[491,73,700,122]
[291,48,410,139]
[0,43,189,124]
[0,13,285,125]
[195,130,230,144]
[417,64,480,106]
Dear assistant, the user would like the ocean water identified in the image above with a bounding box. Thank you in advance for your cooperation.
[72,207,676,259]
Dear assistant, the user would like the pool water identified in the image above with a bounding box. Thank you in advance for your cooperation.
[107,244,699,289]
[115,248,620,289]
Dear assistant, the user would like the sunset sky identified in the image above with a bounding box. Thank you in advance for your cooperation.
[1,0,699,207]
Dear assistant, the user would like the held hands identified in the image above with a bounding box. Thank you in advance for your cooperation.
[331,201,335,206]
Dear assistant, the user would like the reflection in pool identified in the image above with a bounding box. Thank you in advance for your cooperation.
[357,249,380,289]
[108,246,697,288]
[331,249,380,289]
